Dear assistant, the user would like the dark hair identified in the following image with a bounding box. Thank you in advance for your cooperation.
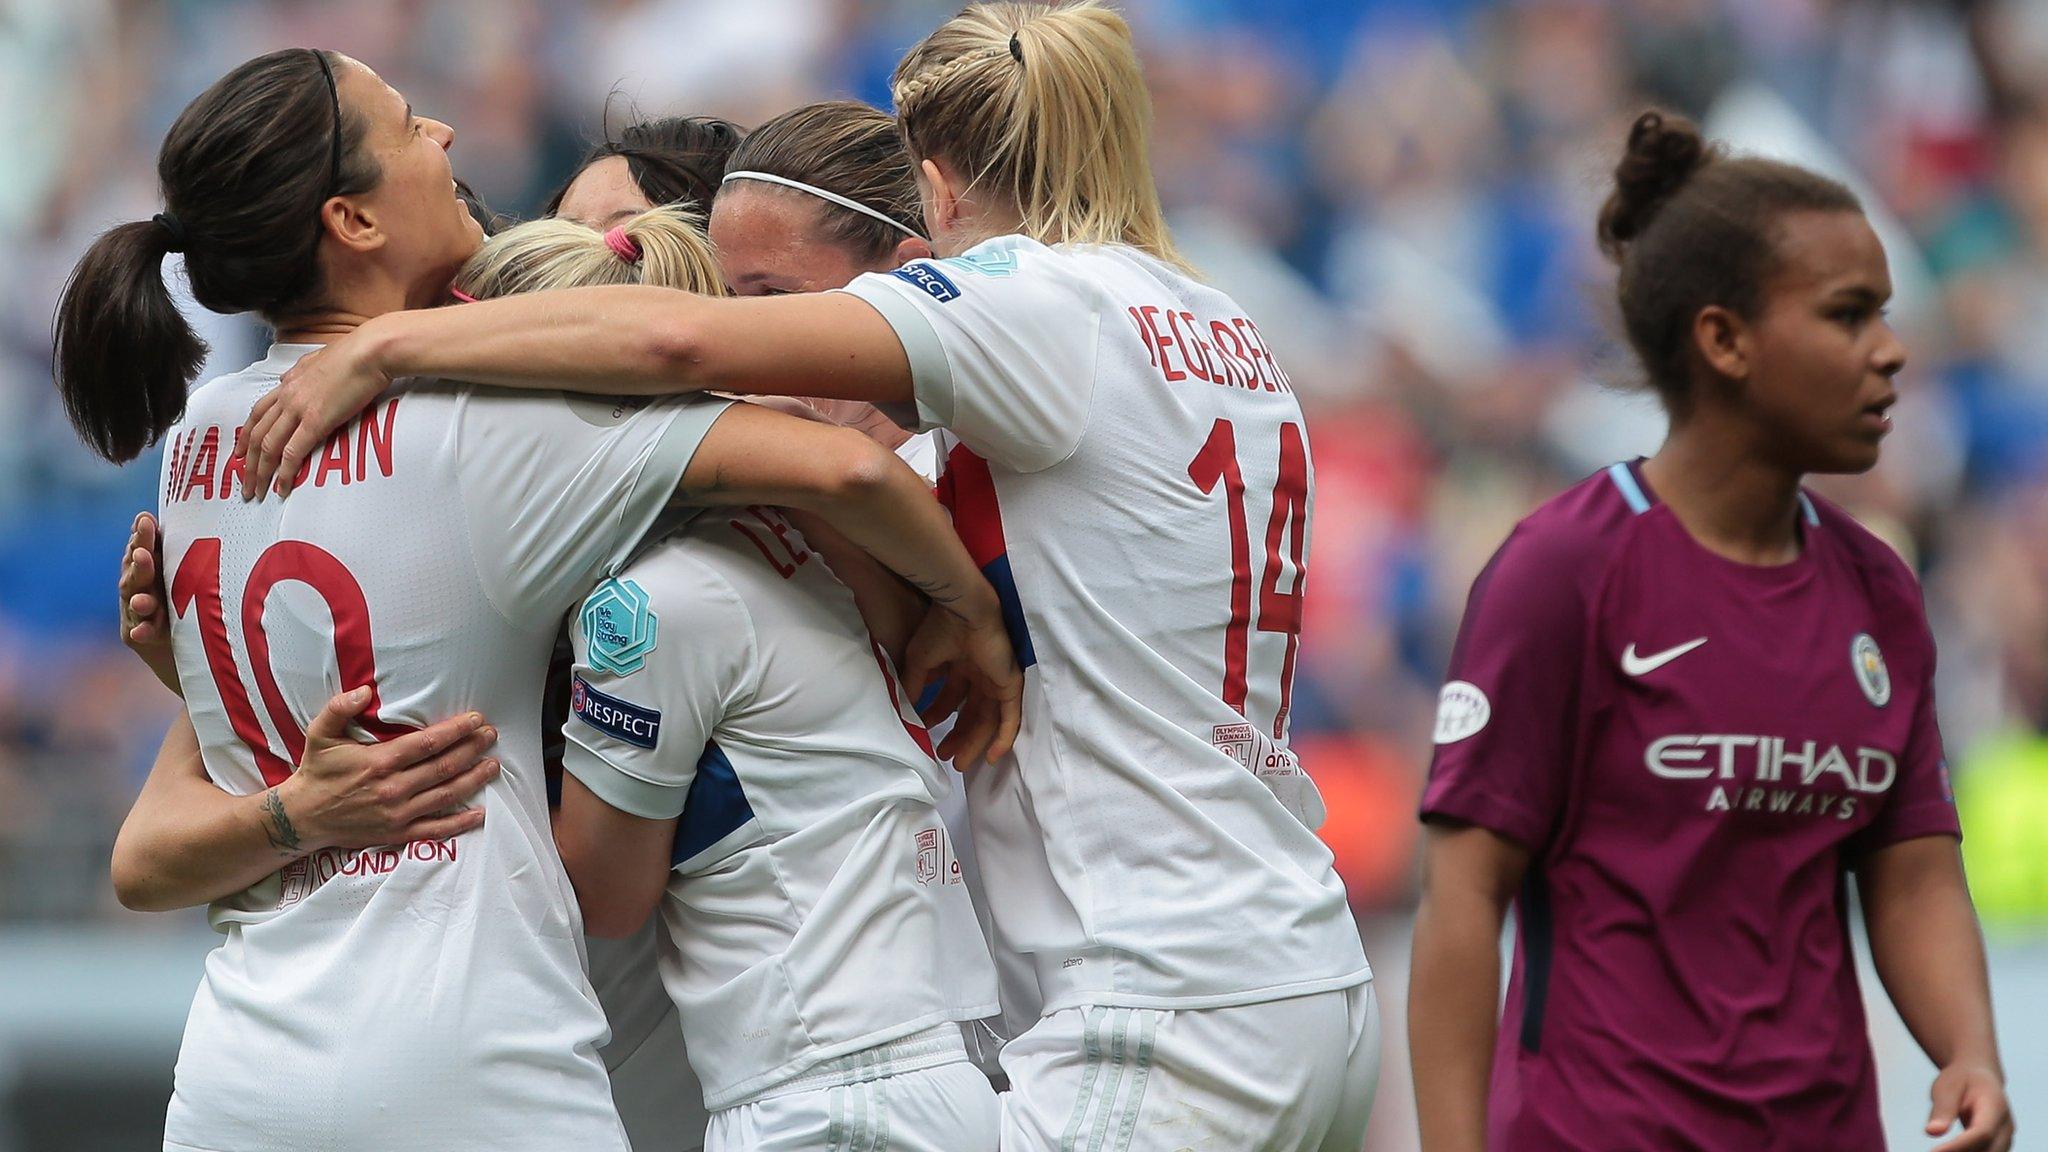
[542,115,746,216]
[1597,109,1862,410]
[724,100,926,260]
[53,48,380,462]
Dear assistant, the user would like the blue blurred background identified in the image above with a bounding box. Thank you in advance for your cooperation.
[1,0,2045,1148]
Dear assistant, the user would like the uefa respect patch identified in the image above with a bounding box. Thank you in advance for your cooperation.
[581,577,658,676]
[571,676,661,749]
[890,261,963,303]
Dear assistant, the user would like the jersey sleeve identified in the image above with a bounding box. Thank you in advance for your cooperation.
[837,240,1098,473]
[1854,616,1962,852]
[1418,524,1593,852]
[451,388,732,623]
[559,554,757,821]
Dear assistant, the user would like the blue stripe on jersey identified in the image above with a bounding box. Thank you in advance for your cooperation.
[671,740,755,866]
[1606,462,1651,515]
[984,554,1038,669]
[1517,864,1555,1054]
[1798,492,1820,527]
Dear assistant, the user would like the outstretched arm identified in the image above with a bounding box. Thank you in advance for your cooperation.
[1859,835,2013,1152]
[244,290,912,494]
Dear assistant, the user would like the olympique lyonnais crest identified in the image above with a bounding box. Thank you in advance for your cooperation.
[1851,633,1891,708]
[582,578,659,676]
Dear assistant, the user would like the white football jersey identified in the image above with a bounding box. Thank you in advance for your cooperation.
[156,344,730,1152]
[840,237,1370,1011]
[561,507,999,1111]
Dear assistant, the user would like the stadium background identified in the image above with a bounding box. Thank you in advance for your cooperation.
[1,0,2044,1147]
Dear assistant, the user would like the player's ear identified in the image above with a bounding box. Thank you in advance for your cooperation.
[1692,303,1751,383]
[889,236,934,267]
[918,158,964,244]
[321,192,386,257]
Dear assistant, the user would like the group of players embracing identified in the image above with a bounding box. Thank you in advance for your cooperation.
[54,1,2013,1150]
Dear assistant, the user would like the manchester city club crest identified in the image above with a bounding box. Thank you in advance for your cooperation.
[581,578,658,676]
[1851,633,1891,708]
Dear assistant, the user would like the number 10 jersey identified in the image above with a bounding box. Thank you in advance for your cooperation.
[156,345,729,1152]
[841,238,1369,1013]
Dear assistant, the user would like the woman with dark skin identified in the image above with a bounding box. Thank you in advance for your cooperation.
[1409,111,2012,1152]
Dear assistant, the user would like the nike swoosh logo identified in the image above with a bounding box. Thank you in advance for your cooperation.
[1620,637,1708,676]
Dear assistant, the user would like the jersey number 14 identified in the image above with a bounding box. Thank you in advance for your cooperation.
[1188,418,1308,740]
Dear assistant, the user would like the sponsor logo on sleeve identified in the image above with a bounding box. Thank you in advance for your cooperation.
[1433,681,1491,745]
[570,675,662,749]
[581,577,658,676]
[1851,633,1891,707]
[890,261,962,303]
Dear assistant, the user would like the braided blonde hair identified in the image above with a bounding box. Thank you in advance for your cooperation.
[892,1,1191,273]
[451,204,726,299]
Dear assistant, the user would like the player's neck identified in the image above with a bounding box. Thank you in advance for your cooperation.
[1642,430,1804,567]
[272,275,437,345]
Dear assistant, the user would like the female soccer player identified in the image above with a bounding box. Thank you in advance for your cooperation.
[55,49,1016,1152]
[439,204,1001,1149]
[545,114,746,226]
[1408,111,2014,1152]
[244,5,1380,1147]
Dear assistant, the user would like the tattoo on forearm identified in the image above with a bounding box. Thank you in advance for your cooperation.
[261,788,302,854]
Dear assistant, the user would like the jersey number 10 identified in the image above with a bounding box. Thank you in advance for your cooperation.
[172,537,414,787]
[1188,418,1309,740]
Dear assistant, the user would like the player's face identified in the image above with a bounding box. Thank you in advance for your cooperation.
[708,187,892,295]
[1742,210,1906,474]
[332,58,483,305]
[555,156,654,229]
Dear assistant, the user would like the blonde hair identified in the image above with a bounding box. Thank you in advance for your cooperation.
[891,1,1190,272]
[451,204,726,299]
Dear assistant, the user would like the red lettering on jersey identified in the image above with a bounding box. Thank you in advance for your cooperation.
[1127,307,1159,368]
[1145,305,1187,382]
[166,429,194,503]
[180,427,220,501]
[1229,319,1277,392]
[314,432,351,487]
[358,397,399,479]
[1209,320,1258,390]
[220,426,249,499]
[731,507,811,578]
[1238,318,1291,393]
[1166,310,1213,383]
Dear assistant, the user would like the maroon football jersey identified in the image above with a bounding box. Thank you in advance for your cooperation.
[1422,460,1959,1151]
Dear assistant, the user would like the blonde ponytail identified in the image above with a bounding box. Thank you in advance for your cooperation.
[892,1,1191,273]
[452,204,726,300]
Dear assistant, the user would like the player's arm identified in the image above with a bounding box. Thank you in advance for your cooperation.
[674,403,1016,765]
[1409,821,1530,1152]
[1857,836,2013,1152]
[112,692,501,912]
[553,773,677,938]
[783,509,922,665]
[247,290,909,493]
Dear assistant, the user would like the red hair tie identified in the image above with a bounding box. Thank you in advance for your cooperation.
[604,225,643,264]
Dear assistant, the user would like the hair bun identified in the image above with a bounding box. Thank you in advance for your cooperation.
[1597,109,1713,261]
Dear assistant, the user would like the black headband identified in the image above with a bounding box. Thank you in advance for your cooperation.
[310,48,344,198]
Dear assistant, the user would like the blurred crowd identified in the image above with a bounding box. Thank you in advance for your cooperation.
[2,0,2044,927]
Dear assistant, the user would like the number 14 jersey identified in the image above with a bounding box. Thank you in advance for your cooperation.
[842,237,1369,1012]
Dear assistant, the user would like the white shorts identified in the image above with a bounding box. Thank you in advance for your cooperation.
[999,982,1379,1152]
[705,1059,999,1152]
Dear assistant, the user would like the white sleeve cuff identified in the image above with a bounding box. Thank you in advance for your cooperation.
[837,281,954,432]
[561,740,690,821]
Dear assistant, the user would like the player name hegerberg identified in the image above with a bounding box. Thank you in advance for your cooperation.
[1646,733,1898,819]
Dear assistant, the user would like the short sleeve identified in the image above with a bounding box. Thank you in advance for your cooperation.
[452,388,733,623]
[1419,525,1592,852]
[560,551,756,821]
[1854,618,1962,852]
[837,237,1097,473]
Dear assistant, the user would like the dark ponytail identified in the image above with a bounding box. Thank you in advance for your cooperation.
[52,48,381,463]
[53,221,208,462]
[1598,109,1861,410]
